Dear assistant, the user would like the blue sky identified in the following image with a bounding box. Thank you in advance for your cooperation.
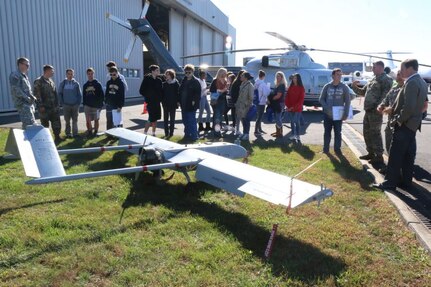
[211,0,430,68]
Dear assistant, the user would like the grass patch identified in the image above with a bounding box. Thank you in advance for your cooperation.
[0,128,430,286]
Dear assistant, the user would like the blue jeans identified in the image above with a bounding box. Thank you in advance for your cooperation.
[275,111,282,128]
[214,97,226,125]
[290,112,301,137]
[198,96,211,123]
[241,117,250,134]
[182,110,198,140]
[255,105,265,132]
[323,113,342,152]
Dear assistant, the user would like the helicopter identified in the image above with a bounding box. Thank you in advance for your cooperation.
[183,32,431,105]
[183,32,356,106]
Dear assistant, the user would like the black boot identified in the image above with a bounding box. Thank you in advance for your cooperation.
[198,123,204,132]
[205,122,211,131]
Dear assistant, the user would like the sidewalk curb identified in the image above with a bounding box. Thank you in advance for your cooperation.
[344,123,431,254]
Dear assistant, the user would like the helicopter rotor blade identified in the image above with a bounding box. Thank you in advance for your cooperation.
[181,47,289,59]
[308,48,431,68]
[265,32,298,50]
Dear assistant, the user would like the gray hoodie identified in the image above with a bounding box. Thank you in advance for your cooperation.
[59,78,82,106]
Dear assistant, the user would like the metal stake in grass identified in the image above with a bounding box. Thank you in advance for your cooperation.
[264,223,278,260]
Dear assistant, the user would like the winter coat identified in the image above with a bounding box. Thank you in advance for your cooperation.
[236,80,254,119]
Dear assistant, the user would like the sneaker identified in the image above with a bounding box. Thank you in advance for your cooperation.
[359,154,374,160]
[289,135,296,140]
[240,134,249,141]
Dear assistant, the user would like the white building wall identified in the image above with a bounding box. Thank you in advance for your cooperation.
[169,9,185,67]
[200,25,214,65]
[183,16,201,67]
[212,32,224,66]
[0,0,143,112]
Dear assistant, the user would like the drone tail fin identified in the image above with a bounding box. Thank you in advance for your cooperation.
[8,125,66,179]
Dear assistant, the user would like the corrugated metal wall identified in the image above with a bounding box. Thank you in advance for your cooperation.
[0,0,143,112]
[212,32,224,66]
[200,25,213,65]
[167,0,233,69]
[183,16,200,66]
[169,9,184,67]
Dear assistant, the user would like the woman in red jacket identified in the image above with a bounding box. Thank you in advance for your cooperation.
[285,73,305,142]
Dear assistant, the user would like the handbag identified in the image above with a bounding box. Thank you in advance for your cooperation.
[246,104,257,121]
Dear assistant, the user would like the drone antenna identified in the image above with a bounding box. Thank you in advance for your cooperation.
[286,158,322,214]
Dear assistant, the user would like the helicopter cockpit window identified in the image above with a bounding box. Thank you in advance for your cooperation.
[318,76,329,88]
[280,57,299,68]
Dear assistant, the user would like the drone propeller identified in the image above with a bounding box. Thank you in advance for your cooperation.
[106,0,151,63]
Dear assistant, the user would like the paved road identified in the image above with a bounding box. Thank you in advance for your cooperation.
[346,97,431,191]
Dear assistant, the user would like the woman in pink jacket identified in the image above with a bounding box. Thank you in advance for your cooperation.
[285,73,305,142]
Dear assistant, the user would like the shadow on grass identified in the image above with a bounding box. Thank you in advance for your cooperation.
[327,152,374,190]
[60,136,121,169]
[120,178,347,283]
[0,198,66,217]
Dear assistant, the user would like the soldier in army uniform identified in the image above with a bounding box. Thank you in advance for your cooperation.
[9,57,37,129]
[352,61,393,165]
[377,70,404,153]
[33,65,62,143]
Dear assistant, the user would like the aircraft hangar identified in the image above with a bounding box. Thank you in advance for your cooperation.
[0,0,235,113]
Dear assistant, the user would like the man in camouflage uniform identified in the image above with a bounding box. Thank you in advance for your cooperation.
[352,61,393,165]
[377,70,404,153]
[9,57,37,129]
[33,65,62,143]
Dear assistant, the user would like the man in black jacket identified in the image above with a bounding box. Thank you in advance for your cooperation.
[83,67,104,136]
[179,64,201,141]
[139,65,162,136]
[105,67,125,129]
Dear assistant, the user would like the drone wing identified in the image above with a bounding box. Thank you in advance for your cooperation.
[5,125,66,178]
[106,127,182,151]
[190,150,332,208]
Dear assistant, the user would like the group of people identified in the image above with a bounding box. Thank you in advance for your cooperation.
[319,59,429,191]
[10,56,429,191]
[138,63,308,142]
[9,58,128,143]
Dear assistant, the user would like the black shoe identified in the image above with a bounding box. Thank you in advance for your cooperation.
[334,149,342,155]
[54,135,63,144]
[369,156,384,165]
[372,183,396,191]
[204,123,212,131]
[198,123,204,132]
[359,153,374,160]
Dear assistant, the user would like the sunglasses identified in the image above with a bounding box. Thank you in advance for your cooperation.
[110,73,117,77]
[185,71,192,75]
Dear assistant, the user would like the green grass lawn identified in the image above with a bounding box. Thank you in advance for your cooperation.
[0,128,430,286]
